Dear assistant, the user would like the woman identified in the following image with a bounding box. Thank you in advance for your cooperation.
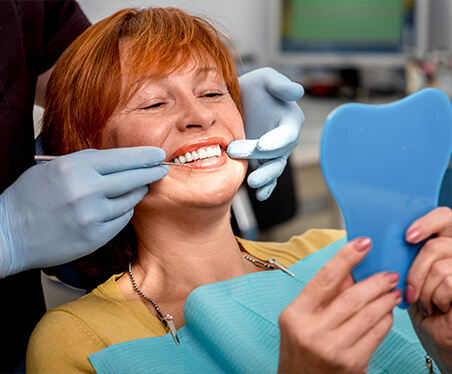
[27,7,452,374]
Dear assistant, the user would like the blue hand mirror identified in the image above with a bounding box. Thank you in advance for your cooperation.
[320,88,452,308]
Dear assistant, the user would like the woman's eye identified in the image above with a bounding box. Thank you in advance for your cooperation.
[141,102,165,110]
[203,92,224,98]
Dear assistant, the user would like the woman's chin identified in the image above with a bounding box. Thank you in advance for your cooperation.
[141,158,247,213]
[140,178,241,212]
[179,181,240,209]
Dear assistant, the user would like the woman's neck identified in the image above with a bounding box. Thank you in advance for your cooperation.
[123,203,257,303]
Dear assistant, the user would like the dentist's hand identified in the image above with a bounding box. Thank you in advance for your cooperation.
[0,147,168,278]
[227,67,305,201]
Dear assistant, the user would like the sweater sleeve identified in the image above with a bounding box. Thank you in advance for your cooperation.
[26,309,104,374]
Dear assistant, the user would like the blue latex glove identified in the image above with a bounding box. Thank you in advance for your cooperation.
[227,67,305,201]
[0,147,168,278]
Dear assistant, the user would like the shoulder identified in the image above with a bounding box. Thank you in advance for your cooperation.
[237,229,346,266]
[26,275,119,373]
[32,273,143,334]
[26,276,120,373]
[26,306,103,373]
[27,274,166,373]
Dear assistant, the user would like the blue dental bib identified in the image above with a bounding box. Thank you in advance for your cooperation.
[320,88,452,308]
[89,238,436,373]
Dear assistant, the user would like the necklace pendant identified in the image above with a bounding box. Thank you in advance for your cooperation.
[162,314,180,345]
[268,258,295,277]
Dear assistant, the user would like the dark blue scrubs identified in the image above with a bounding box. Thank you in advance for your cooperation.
[0,2,89,372]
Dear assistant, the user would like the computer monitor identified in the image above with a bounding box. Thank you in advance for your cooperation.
[269,0,414,68]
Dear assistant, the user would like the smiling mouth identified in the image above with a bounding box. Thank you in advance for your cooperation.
[170,145,222,165]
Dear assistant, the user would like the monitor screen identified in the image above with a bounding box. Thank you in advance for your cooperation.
[270,0,413,67]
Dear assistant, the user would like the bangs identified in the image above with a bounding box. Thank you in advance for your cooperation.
[116,7,240,110]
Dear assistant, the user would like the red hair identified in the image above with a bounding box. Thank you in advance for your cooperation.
[41,7,243,285]
[41,6,243,155]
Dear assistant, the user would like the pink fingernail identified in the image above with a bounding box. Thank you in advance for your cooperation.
[354,237,371,252]
[390,289,402,300]
[405,284,416,304]
[406,227,422,243]
[385,272,400,284]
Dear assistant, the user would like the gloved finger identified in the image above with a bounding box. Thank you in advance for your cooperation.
[76,147,166,175]
[227,139,259,158]
[256,105,304,152]
[227,139,294,160]
[102,185,150,222]
[102,165,169,198]
[97,208,135,246]
[255,180,278,202]
[247,157,287,188]
[262,68,305,102]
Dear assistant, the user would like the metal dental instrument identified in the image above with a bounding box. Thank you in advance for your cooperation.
[34,155,196,168]
[34,155,59,162]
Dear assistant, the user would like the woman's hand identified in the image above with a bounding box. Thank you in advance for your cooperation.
[278,237,401,374]
[404,207,452,372]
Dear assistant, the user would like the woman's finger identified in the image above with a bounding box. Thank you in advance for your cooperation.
[291,237,372,314]
[335,288,401,348]
[348,312,395,365]
[405,237,452,304]
[432,273,452,314]
[324,271,400,330]
[419,258,452,314]
[406,207,452,244]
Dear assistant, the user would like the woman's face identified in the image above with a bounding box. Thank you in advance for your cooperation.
[100,57,247,211]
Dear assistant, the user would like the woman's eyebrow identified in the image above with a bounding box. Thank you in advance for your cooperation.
[198,66,217,73]
[195,66,220,79]
[127,66,221,100]
[134,66,218,85]
[194,67,225,87]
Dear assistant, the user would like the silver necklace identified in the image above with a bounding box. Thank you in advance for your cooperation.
[242,255,295,277]
[128,262,179,345]
[127,256,294,345]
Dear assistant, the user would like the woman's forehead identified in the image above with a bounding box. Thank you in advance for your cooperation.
[124,54,223,87]
[120,37,221,75]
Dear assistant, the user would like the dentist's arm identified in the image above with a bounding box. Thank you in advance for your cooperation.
[227,68,305,201]
[0,147,168,278]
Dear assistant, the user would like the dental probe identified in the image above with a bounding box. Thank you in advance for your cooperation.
[34,155,195,168]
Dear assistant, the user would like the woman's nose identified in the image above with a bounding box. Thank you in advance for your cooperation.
[176,96,215,130]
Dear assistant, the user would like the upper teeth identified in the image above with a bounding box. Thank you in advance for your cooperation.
[171,145,222,164]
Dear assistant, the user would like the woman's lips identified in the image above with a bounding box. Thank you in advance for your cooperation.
[169,146,227,170]
[168,137,229,170]
[170,137,228,159]
[171,144,221,164]
[190,152,227,169]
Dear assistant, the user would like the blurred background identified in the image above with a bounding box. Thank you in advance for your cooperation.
[36,0,452,243]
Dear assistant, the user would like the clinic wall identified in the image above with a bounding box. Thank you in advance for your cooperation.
[76,0,271,67]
